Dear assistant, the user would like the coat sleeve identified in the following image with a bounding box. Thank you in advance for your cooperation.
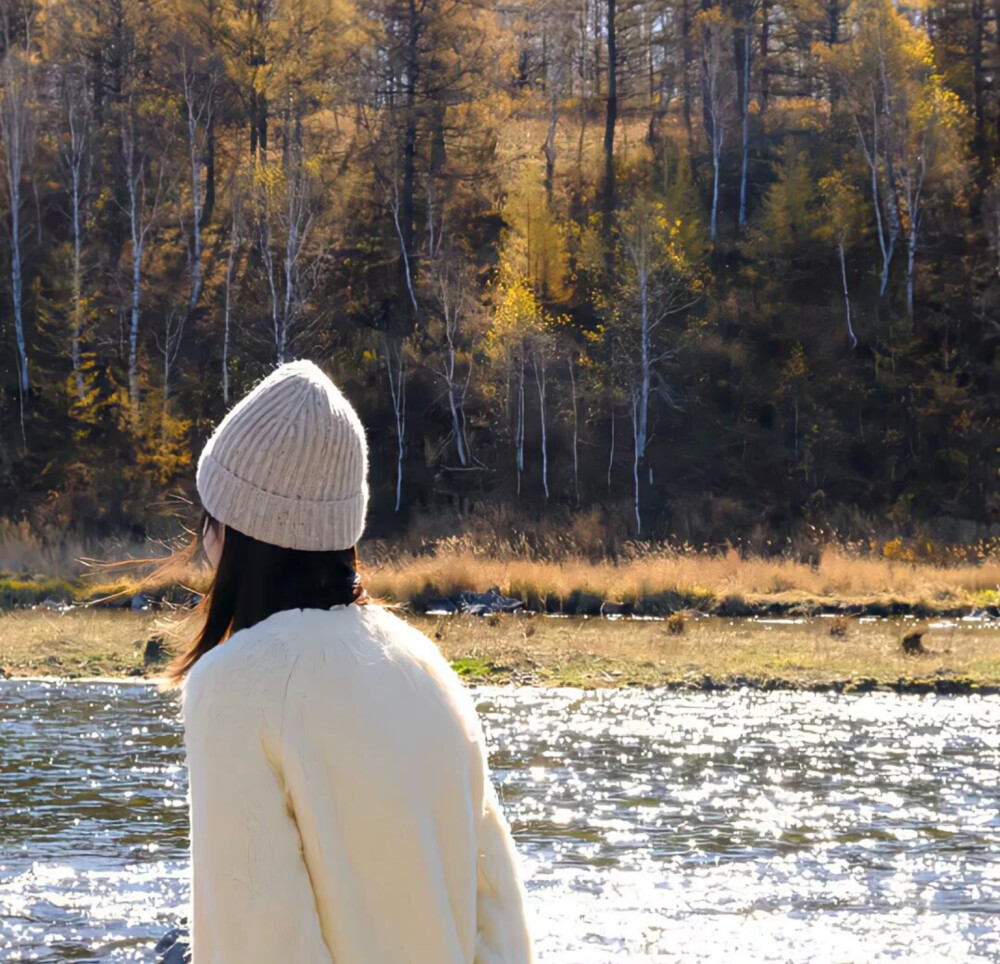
[474,771,535,964]
[183,657,335,964]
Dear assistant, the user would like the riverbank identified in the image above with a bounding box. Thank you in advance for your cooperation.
[2,608,999,694]
[3,539,1000,619]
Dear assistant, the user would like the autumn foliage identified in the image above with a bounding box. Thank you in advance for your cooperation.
[0,0,996,548]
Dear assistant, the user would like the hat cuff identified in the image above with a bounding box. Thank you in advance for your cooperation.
[197,453,367,552]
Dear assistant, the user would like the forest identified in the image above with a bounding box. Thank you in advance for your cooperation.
[0,0,997,553]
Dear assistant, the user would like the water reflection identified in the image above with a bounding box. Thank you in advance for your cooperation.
[1,682,998,961]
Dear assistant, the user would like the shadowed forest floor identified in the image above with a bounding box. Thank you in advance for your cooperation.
[2,608,998,693]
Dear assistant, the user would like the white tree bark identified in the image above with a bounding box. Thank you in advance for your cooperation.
[180,45,214,324]
[432,263,470,466]
[258,159,315,364]
[738,12,753,228]
[59,79,91,402]
[156,308,185,415]
[515,349,526,495]
[838,241,858,349]
[855,101,897,299]
[701,22,730,243]
[531,340,550,501]
[630,387,642,533]
[711,124,723,242]
[902,158,925,321]
[607,407,615,493]
[568,355,580,505]
[0,48,32,398]
[223,197,241,406]
[384,338,408,512]
[120,97,165,412]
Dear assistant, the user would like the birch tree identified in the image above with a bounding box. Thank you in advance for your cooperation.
[177,37,218,324]
[427,257,476,466]
[120,94,168,411]
[57,69,92,401]
[698,7,734,243]
[819,0,905,298]
[529,326,553,501]
[615,198,703,532]
[0,37,33,399]
[898,74,965,319]
[490,265,553,499]
[384,335,408,512]
[256,156,319,363]
[222,182,244,406]
[735,0,761,229]
[819,0,962,307]
[819,172,864,348]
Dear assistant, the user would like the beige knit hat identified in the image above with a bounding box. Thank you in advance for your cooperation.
[196,360,368,551]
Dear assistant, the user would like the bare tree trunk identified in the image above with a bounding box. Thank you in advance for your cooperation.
[636,264,651,464]
[181,46,212,323]
[838,241,857,349]
[568,355,580,505]
[603,0,617,230]
[128,227,142,408]
[70,163,85,400]
[903,157,924,321]
[906,196,918,321]
[515,349,526,495]
[0,50,32,399]
[259,208,282,362]
[738,14,752,228]
[390,193,419,313]
[223,199,240,405]
[60,82,90,402]
[608,406,615,492]
[857,106,895,298]
[385,338,407,512]
[532,344,549,501]
[711,132,722,242]
[158,309,185,417]
[445,322,467,466]
[631,389,642,534]
[121,100,163,413]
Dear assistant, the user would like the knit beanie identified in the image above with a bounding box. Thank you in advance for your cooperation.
[196,360,368,551]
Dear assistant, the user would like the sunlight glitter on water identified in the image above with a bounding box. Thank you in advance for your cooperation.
[1,682,999,961]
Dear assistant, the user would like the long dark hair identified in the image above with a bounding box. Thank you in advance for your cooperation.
[168,512,366,683]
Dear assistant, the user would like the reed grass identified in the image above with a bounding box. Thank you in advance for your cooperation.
[2,516,998,614]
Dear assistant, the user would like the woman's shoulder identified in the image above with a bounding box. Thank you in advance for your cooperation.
[183,607,350,697]
[185,604,467,707]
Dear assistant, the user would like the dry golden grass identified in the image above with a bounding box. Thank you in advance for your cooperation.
[0,609,174,678]
[3,608,998,692]
[3,515,998,614]
[361,544,1000,612]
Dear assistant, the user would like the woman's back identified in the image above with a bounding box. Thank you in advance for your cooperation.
[184,603,532,964]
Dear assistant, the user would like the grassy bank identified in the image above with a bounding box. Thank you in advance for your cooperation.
[2,537,999,617]
[2,608,998,694]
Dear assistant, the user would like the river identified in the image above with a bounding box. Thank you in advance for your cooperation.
[1,681,998,961]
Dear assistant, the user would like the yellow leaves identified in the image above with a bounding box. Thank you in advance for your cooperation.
[488,262,562,358]
[129,401,193,488]
[818,171,865,244]
[499,162,570,301]
[694,6,730,30]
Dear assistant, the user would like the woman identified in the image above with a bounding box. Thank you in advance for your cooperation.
[174,360,534,964]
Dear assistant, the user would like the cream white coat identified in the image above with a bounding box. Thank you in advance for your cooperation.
[183,604,534,964]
